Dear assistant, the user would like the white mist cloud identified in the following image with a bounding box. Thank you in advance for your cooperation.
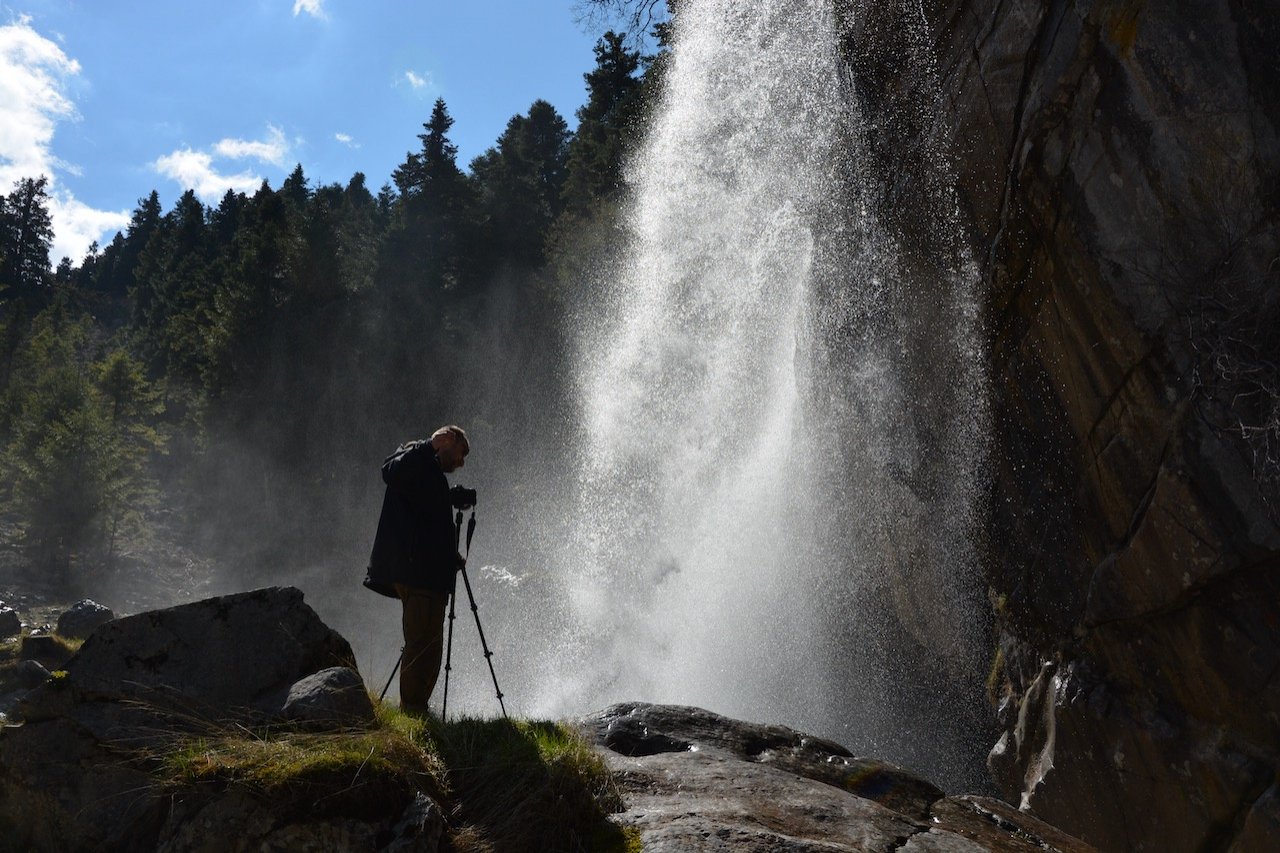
[334,132,359,148]
[0,16,128,263]
[292,0,327,21]
[153,126,294,202]
[404,70,429,90]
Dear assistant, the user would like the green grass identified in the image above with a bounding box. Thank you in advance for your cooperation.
[0,631,83,663]
[141,702,636,851]
[1,654,638,851]
[150,707,445,823]
[425,714,634,853]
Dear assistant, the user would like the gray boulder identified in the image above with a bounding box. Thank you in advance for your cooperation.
[17,635,69,667]
[31,585,357,725]
[55,599,114,639]
[154,788,442,853]
[13,660,49,690]
[0,606,19,638]
[580,703,1095,852]
[384,792,446,853]
[0,587,369,851]
[281,665,376,726]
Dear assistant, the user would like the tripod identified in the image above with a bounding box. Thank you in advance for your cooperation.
[377,506,507,720]
[442,506,507,720]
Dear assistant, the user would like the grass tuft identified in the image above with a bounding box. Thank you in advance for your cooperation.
[0,631,82,697]
[149,705,447,823]
[427,715,631,853]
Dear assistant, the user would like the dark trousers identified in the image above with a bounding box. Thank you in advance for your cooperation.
[394,583,449,712]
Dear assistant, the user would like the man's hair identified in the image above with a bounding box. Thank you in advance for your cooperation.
[431,424,469,449]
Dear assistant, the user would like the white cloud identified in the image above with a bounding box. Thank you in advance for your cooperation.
[404,70,429,90]
[292,0,327,20]
[0,15,78,183]
[214,125,289,166]
[152,147,262,201]
[48,192,128,264]
[334,132,359,148]
[153,126,294,202]
[0,16,129,263]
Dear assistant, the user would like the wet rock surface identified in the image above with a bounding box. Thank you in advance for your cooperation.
[579,703,1095,852]
[844,0,1280,849]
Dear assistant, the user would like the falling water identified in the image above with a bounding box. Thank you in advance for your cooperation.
[527,0,990,789]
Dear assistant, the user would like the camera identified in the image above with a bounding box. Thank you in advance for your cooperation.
[450,485,477,509]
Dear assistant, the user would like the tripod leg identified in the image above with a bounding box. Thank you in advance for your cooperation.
[458,565,508,719]
[442,588,458,720]
[379,650,403,703]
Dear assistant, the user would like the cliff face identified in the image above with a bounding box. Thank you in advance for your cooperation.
[844,1,1280,849]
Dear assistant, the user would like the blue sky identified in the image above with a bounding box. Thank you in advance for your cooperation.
[0,1,627,263]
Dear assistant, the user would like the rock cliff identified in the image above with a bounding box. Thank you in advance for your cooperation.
[844,1,1280,849]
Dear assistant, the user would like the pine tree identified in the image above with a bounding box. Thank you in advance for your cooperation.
[472,100,571,267]
[384,98,477,294]
[561,32,644,215]
[1,304,166,575]
[93,348,165,558]
[2,305,105,574]
[132,189,214,380]
[0,176,55,301]
[337,172,382,293]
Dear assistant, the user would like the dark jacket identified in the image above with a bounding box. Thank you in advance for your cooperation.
[365,440,458,597]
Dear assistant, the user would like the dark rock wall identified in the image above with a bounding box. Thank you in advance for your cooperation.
[841,0,1280,849]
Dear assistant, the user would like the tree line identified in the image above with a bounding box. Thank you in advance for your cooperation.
[0,28,661,589]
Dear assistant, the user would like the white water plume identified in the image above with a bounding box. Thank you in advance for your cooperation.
[540,0,989,788]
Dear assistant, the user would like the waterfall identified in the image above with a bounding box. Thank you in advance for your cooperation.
[519,0,989,789]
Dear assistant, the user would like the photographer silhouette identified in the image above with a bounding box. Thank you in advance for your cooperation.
[364,425,470,714]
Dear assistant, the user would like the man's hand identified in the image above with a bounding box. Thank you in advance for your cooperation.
[455,553,466,571]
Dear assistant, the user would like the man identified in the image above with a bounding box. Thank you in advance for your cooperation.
[365,425,469,714]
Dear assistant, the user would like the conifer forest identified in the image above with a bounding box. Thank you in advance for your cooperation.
[0,26,660,598]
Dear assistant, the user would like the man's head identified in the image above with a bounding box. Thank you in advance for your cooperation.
[430,425,470,473]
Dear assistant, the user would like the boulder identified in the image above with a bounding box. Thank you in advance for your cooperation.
[384,792,446,853]
[0,606,18,638]
[17,635,69,668]
[579,703,1095,852]
[153,789,442,853]
[55,599,114,639]
[12,659,49,690]
[0,587,376,851]
[281,665,376,726]
[24,585,357,726]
